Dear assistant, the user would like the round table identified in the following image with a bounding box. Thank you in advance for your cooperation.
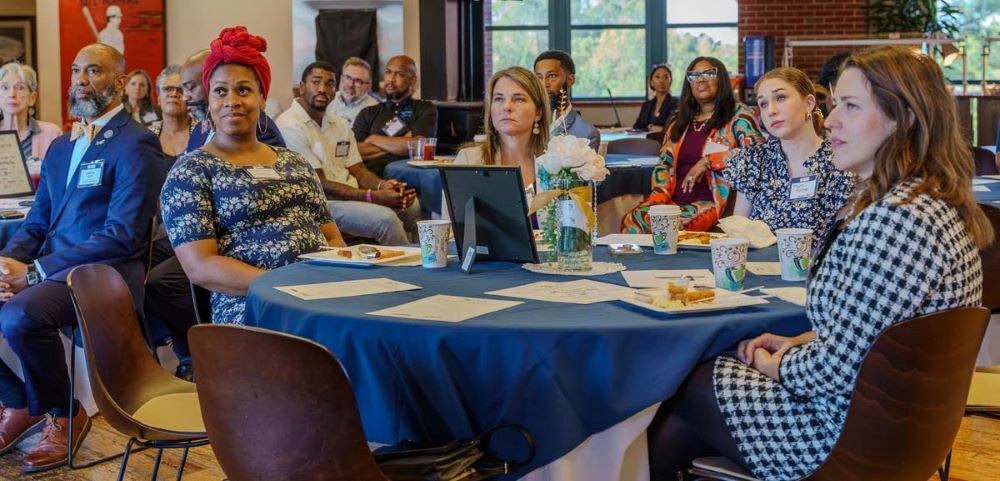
[384,156,656,216]
[244,247,809,477]
[976,176,1000,205]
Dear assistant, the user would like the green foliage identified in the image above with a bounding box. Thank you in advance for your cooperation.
[490,0,549,26]
[668,29,740,81]
[868,0,961,35]
[944,0,1000,84]
[490,30,550,74]
[572,29,647,97]
[570,0,645,25]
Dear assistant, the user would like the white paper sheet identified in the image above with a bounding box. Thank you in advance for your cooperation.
[367,295,522,322]
[973,178,1000,185]
[746,262,782,276]
[761,287,807,306]
[626,156,661,166]
[0,196,33,211]
[596,233,653,247]
[620,269,714,289]
[983,174,1000,180]
[973,185,991,192]
[275,278,420,301]
[487,280,633,304]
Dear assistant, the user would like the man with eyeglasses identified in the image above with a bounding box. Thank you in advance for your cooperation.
[353,55,438,177]
[328,57,380,127]
[533,50,600,151]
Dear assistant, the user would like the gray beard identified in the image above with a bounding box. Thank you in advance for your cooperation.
[189,105,209,122]
[69,85,116,119]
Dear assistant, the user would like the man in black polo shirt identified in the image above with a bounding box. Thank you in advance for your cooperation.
[353,55,438,177]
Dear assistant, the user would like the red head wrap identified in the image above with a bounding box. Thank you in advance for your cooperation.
[202,26,271,100]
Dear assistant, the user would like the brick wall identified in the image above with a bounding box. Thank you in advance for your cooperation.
[738,0,869,80]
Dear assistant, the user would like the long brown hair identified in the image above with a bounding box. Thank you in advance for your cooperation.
[755,67,824,135]
[480,66,551,165]
[843,46,993,248]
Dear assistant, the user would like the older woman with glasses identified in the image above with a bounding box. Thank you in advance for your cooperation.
[622,57,763,233]
[149,65,193,158]
[0,62,61,187]
[633,63,679,132]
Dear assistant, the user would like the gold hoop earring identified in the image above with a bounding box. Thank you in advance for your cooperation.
[532,122,540,135]
[806,112,812,121]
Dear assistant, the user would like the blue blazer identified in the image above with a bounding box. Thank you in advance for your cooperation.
[185,113,286,153]
[0,108,167,291]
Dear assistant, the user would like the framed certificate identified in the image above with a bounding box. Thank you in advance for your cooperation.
[0,130,35,198]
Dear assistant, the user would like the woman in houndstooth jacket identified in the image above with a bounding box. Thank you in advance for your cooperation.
[647,46,995,481]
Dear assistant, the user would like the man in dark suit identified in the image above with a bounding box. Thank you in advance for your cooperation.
[0,43,166,472]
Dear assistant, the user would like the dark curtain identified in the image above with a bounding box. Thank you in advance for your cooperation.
[315,9,379,85]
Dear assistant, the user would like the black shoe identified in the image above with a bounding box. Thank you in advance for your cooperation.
[175,363,195,383]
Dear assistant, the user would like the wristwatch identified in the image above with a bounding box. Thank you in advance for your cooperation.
[25,263,41,287]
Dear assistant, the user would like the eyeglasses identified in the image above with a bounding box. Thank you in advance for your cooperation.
[341,74,370,86]
[686,68,718,83]
[158,86,183,95]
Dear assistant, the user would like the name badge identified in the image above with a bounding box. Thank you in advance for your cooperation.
[383,116,406,137]
[77,159,105,188]
[142,111,159,124]
[335,141,350,157]
[789,175,818,201]
[244,167,282,181]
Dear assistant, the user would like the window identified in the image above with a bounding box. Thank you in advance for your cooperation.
[482,0,738,99]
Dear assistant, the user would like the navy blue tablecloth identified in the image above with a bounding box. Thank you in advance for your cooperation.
[976,177,1000,205]
[383,156,655,216]
[245,247,809,474]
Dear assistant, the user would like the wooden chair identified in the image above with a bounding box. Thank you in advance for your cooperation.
[189,324,390,481]
[689,306,991,481]
[607,138,661,156]
[972,147,999,176]
[68,264,208,480]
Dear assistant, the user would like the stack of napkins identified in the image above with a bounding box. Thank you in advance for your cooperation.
[717,215,777,249]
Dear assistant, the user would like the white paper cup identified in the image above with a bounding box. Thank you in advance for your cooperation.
[417,220,450,268]
[710,238,749,291]
[649,204,681,255]
[776,228,813,281]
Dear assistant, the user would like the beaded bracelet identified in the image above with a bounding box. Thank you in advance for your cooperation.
[365,189,373,203]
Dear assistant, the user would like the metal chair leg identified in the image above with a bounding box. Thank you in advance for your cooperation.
[151,448,164,480]
[176,446,190,481]
[938,450,952,481]
[117,438,136,481]
[68,328,147,469]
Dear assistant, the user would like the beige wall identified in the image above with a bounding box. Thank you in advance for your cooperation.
[32,0,426,125]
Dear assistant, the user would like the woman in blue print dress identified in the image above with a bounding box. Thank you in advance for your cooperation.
[161,26,345,324]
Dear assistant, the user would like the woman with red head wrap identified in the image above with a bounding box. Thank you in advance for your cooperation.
[160,26,345,325]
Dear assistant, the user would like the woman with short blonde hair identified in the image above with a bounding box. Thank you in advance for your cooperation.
[0,62,61,186]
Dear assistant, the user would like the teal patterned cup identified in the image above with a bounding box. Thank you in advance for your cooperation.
[649,204,681,255]
[417,220,450,268]
[776,228,813,281]
[710,238,749,291]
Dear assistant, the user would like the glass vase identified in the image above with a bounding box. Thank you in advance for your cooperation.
[555,176,593,271]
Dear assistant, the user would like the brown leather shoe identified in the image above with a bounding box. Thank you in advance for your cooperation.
[21,410,90,473]
[0,406,43,455]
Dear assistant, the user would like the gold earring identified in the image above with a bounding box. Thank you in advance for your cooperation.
[806,112,813,121]
[532,122,540,135]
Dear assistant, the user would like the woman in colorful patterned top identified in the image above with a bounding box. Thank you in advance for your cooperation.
[161,26,345,324]
[621,57,763,233]
[647,46,992,481]
[724,67,856,251]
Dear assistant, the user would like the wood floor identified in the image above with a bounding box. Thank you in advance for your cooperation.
[0,414,995,480]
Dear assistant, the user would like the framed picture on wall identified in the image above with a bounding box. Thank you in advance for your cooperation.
[0,17,36,67]
[58,0,165,123]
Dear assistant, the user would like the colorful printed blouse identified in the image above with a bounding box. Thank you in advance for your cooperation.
[160,147,333,324]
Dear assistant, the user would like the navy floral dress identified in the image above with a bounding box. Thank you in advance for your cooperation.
[160,147,333,324]
[724,136,856,251]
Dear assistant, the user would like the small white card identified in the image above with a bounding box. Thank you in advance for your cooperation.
[620,269,714,288]
[973,178,1000,185]
[245,167,282,181]
[761,287,807,306]
[702,140,729,156]
[596,233,653,247]
[486,280,633,304]
[746,262,782,276]
[275,278,420,301]
[368,295,522,323]
[788,175,817,201]
[973,185,990,192]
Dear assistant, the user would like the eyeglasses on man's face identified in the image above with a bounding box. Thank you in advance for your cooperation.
[686,68,719,83]
[341,74,370,86]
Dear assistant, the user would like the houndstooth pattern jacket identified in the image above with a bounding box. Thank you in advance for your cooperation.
[712,180,983,481]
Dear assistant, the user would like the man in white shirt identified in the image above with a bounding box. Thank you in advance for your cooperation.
[327,56,379,127]
[278,61,419,245]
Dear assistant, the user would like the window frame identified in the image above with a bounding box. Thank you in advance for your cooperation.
[483,0,738,101]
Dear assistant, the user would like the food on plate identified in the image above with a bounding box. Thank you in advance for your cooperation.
[635,281,717,309]
[334,246,407,261]
[677,231,723,245]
